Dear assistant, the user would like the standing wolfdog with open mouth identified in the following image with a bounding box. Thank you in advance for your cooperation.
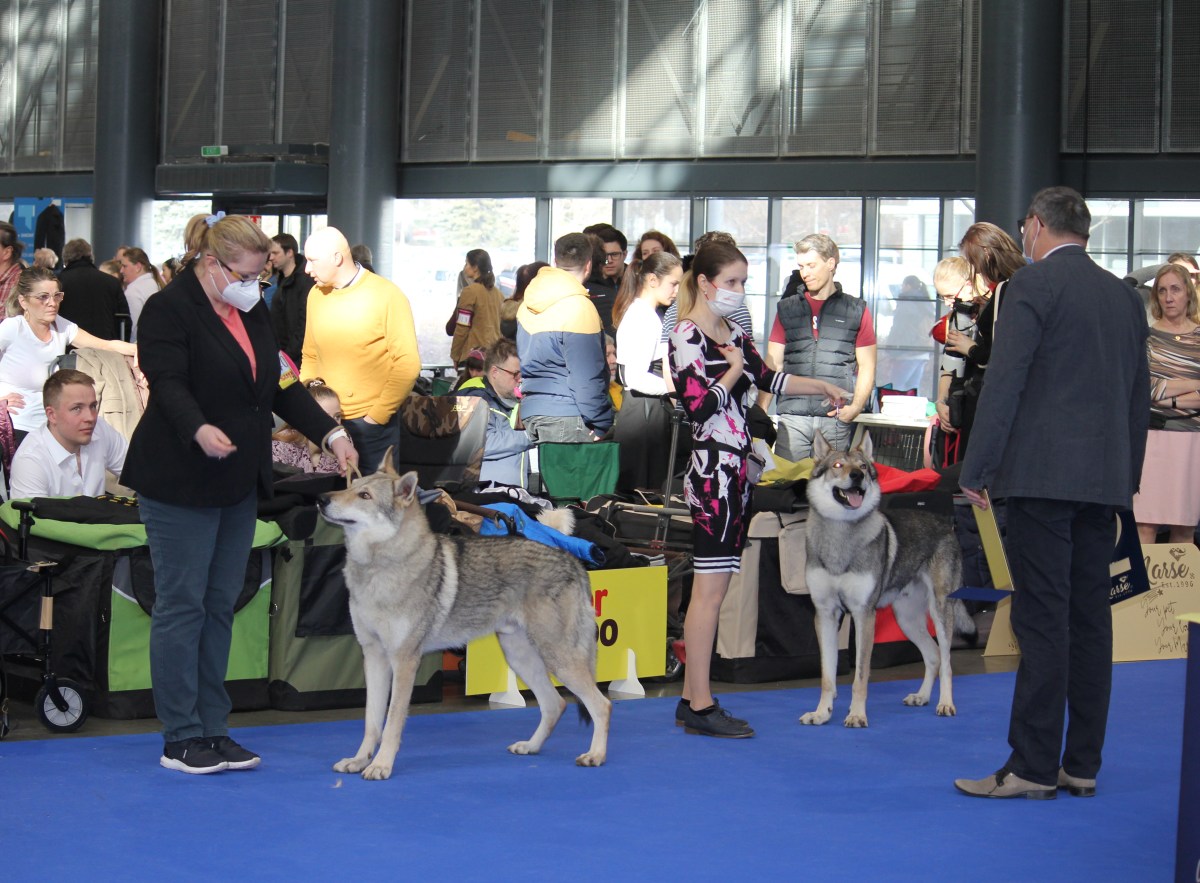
[318,457,611,779]
[801,431,972,729]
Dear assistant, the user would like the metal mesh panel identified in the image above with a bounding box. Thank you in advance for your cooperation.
[871,0,962,155]
[404,0,471,162]
[1167,0,1200,151]
[623,0,697,159]
[280,0,332,145]
[61,0,98,170]
[703,0,781,157]
[963,0,978,153]
[0,0,15,172]
[475,0,544,161]
[786,0,867,156]
[221,0,278,146]
[164,0,221,159]
[1062,0,1160,152]
[14,0,61,171]
[546,0,618,160]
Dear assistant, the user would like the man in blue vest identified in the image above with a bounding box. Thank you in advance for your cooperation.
[760,233,877,460]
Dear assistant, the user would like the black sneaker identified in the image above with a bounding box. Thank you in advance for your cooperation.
[161,737,229,774]
[209,735,261,770]
[675,697,747,728]
[678,702,755,738]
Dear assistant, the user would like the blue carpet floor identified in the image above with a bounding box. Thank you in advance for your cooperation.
[0,661,1185,881]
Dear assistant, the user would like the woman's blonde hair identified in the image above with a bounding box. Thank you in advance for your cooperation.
[187,215,272,270]
[1151,262,1200,324]
[933,255,988,300]
[123,246,165,290]
[676,242,747,324]
[8,266,59,317]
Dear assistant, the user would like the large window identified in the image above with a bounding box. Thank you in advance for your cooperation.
[1136,200,1200,269]
[874,198,941,396]
[395,198,537,367]
[551,199,613,248]
[618,200,691,256]
[708,199,769,338]
[1086,199,1130,276]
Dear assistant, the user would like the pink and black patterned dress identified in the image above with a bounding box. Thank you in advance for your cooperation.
[669,318,787,573]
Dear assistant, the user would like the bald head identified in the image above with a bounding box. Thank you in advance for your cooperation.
[304,227,356,288]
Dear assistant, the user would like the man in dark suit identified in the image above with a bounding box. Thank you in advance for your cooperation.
[58,238,132,340]
[955,187,1150,799]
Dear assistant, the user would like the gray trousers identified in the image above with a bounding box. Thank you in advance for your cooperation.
[774,413,854,460]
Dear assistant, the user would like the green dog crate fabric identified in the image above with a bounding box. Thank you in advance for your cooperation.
[537,442,620,503]
[267,506,442,710]
[0,499,281,719]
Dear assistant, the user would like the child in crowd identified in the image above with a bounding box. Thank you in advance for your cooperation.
[271,379,343,473]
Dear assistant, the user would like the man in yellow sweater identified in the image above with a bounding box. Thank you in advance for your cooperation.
[301,227,421,473]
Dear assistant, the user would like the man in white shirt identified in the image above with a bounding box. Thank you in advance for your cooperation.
[9,369,127,499]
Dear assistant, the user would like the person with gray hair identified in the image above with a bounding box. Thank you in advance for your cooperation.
[58,237,132,340]
[760,232,877,460]
[954,186,1150,800]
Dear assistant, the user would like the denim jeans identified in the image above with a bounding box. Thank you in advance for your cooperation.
[142,491,258,743]
[345,412,401,474]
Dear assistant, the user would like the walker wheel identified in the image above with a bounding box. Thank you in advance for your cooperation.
[35,679,88,733]
[663,639,685,681]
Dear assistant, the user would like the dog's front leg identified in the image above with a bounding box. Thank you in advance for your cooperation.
[360,649,422,781]
[799,601,840,726]
[334,642,390,774]
[844,607,876,728]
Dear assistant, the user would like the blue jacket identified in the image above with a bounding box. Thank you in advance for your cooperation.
[458,380,533,488]
[516,267,614,432]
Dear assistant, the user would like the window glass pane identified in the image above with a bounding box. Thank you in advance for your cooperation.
[551,198,612,245]
[152,199,211,267]
[619,199,691,256]
[945,198,976,256]
[1136,200,1200,267]
[706,199,768,247]
[394,198,537,368]
[779,197,864,296]
[1085,199,1129,275]
[875,198,942,397]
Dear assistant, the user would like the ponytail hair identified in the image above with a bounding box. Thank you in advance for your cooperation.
[466,248,496,290]
[612,251,682,328]
[186,215,272,271]
[123,247,166,290]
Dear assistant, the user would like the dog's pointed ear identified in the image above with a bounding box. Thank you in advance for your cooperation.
[395,470,420,503]
[856,431,874,461]
[813,430,830,461]
[380,447,399,477]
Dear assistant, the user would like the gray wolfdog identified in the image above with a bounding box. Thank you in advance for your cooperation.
[317,459,611,780]
[801,431,972,728]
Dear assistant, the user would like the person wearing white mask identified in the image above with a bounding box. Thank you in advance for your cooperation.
[759,233,877,461]
[121,214,358,776]
[668,241,850,739]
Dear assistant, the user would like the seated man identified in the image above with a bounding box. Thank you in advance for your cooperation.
[458,338,534,488]
[9,369,128,498]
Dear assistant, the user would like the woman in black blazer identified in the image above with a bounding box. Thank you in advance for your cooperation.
[121,214,357,775]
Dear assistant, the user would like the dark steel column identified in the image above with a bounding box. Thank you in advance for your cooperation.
[93,1,160,261]
[328,0,400,280]
[975,0,1064,235]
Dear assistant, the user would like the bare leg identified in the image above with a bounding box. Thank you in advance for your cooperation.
[681,572,732,710]
[1137,523,1158,546]
[1168,524,1196,545]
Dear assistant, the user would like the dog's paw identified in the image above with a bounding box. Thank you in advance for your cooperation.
[843,712,869,728]
[575,751,606,767]
[903,692,930,707]
[333,756,370,774]
[360,762,393,780]
[507,740,541,756]
[936,702,957,717]
[799,709,831,726]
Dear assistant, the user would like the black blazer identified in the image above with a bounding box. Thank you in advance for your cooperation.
[961,245,1150,507]
[121,268,336,507]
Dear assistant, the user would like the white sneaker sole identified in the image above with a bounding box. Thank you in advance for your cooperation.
[223,756,261,771]
[160,756,229,775]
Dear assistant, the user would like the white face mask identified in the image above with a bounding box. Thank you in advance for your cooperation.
[709,286,745,318]
[213,263,261,312]
[1022,217,1040,265]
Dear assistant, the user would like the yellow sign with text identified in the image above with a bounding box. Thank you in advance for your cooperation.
[465,566,667,695]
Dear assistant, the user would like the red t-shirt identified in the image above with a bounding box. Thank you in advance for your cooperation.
[769,292,877,347]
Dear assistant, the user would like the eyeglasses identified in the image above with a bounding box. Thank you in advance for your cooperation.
[603,252,624,264]
[494,366,521,381]
[24,292,64,304]
[214,257,247,281]
[1018,216,1037,237]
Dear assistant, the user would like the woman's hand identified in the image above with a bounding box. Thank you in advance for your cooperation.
[330,435,359,477]
[936,400,958,432]
[3,392,25,412]
[194,424,237,459]
[718,342,744,375]
[945,328,975,357]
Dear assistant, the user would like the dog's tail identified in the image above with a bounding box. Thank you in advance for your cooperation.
[952,599,979,647]
[537,507,576,536]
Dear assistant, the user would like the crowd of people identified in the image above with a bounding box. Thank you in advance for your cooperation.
[0,186,1191,796]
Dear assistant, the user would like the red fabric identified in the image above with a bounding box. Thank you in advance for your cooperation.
[875,604,935,642]
[875,462,941,493]
[218,308,257,381]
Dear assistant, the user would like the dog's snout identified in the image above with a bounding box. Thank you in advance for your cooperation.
[316,494,330,509]
[849,468,864,484]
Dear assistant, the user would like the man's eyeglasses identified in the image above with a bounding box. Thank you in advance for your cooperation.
[24,292,64,304]
[1018,216,1036,237]
[603,252,624,264]
[494,366,521,381]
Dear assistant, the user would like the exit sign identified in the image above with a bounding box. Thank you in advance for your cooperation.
[200,145,228,158]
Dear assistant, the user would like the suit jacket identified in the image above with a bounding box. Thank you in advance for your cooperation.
[121,268,336,507]
[58,258,131,341]
[961,245,1150,507]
